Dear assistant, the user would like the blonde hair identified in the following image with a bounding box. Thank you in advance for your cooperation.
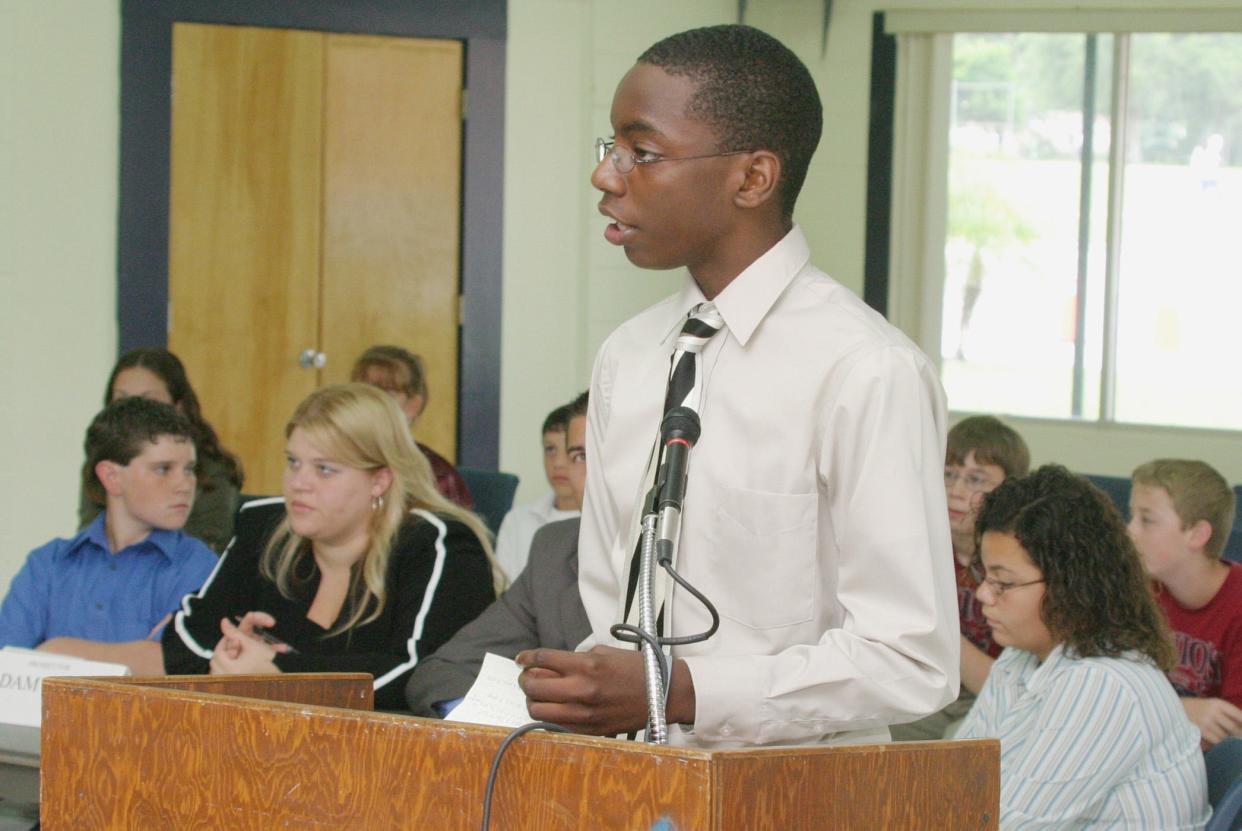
[260,384,503,636]
[1132,459,1236,560]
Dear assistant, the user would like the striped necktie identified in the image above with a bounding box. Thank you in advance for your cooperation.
[622,302,726,627]
[662,302,725,416]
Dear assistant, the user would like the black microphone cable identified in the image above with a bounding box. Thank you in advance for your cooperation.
[610,559,720,653]
[610,406,722,690]
[480,721,572,831]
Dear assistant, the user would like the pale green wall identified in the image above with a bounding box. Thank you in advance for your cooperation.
[2,0,1238,596]
[0,1,119,592]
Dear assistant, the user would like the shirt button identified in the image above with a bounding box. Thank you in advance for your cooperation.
[109,563,118,572]
[95,602,104,610]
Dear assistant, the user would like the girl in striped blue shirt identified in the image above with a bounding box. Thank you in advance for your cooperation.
[958,465,1209,829]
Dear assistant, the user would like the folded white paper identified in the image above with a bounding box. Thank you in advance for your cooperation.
[443,652,533,729]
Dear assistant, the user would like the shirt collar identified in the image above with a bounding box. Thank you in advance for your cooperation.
[659,224,811,348]
[995,644,1070,697]
[66,512,180,562]
[66,513,110,555]
[1024,644,1072,696]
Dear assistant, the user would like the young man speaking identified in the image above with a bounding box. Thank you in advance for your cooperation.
[518,24,957,748]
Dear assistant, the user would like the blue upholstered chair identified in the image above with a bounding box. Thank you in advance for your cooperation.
[1083,475,1242,564]
[1082,474,1132,519]
[1206,737,1242,830]
[458,468,520,536]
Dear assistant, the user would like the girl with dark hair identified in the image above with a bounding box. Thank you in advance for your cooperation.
[958,465,1208,828]
[80,348,243,551]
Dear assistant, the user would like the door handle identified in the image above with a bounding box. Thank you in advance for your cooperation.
[298,349,327,369]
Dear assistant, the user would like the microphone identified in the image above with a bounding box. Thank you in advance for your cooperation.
[607,404,718,739]
[655,407,701,564]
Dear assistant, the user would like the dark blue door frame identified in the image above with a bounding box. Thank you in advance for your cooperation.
[118,0,505,468]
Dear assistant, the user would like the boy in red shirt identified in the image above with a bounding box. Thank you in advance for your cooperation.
[1129,459,1240,748]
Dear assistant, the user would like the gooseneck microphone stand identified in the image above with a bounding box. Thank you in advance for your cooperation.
[635,407,701,745]
[613,408,719,745]
[636,506,668,743]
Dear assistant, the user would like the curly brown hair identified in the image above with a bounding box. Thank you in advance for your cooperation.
[975,464,1174,670]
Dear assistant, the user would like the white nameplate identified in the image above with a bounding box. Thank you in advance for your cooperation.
[0,648,129,728]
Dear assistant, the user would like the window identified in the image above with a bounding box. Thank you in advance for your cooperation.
[890,19,1242,433]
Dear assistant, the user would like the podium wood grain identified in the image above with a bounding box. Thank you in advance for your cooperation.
[41,676,997,830]
[94,674,375,710]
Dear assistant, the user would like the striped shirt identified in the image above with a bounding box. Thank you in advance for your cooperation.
[958,645,1209,829]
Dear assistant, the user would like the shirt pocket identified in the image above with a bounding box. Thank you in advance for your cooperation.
[702,485,818,630]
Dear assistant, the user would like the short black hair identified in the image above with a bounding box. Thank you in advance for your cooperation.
[568,390,588,419]
[542,404,571,435]
[82,397,195,507]
[639,24,822,219]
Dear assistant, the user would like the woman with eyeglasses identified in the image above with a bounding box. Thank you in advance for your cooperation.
[958,465,1208,829]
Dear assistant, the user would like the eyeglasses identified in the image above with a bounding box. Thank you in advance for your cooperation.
[595,137,753,175]
[944,468,999,493]
[968,563,1045,598]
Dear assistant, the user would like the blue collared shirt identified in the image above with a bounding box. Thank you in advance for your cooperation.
[0,514,219,647]
[958,645,1209,829]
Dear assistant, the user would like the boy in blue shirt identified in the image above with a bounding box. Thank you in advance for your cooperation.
[0,397,218,674]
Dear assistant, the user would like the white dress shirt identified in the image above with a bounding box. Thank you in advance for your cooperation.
[494,492,579,582]
[579,225,958,747]
[958,646,1209,829]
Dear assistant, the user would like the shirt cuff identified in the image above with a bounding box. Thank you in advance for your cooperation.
[681,654,766,743]
[433,697,464,718]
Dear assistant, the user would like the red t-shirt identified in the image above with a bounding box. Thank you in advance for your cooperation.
[1157,562,1242,707]
[956,558,1002,658]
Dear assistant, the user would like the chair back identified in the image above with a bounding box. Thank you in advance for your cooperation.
[458,468,519,536]
[1082,474,1131,518]
[1209,780,1242,831]
[1229,486,1242,564]
[1206,737,1242,831]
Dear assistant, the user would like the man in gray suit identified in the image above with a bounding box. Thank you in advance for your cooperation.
[405,397,591,717]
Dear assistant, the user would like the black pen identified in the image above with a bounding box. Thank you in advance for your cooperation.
[230,616,298,654]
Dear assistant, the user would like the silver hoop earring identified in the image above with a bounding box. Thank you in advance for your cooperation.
[372,494,385,511]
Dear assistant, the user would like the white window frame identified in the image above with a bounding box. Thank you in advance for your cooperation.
[885,8,1242,432]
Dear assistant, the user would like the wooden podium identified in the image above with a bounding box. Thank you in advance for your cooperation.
[40,675,998,829]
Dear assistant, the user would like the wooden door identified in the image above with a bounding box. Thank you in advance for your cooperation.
[169,24,463,495]
[169,23,324,495]
[319,35,463,465]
